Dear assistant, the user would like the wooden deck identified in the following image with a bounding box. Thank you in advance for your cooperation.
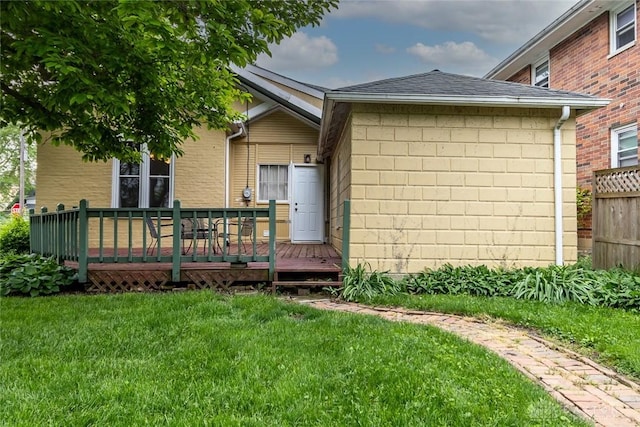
[69,243,342,293]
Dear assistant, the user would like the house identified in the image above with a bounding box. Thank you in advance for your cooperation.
[484,0,639,251]
[35,66,607,282]
[37,65,326,245]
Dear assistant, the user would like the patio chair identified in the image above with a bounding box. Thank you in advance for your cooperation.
[181,218,211,255]
[239,218,254,253]
[215,218,254,254]
[145,217,173,255]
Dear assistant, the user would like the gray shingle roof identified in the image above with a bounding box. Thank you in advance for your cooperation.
[334,70,597,100]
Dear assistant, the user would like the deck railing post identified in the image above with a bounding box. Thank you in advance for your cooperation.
[342,199,351,272]
[56,204,64,263]
[268,200,276,281]
[171,200,181,283]
[78,200,88,283]
[29,208,35,253]
[40,207,48,255]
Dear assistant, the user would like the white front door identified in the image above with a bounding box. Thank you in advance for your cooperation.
[291,165,323,242]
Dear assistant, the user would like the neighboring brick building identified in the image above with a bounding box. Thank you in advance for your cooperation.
[485,0,639,251]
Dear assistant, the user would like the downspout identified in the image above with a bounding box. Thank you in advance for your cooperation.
[225,123,245,208]
[553,106,571,265]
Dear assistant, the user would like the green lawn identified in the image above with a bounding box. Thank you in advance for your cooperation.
[0,291,588,426]
[374,293,640,380]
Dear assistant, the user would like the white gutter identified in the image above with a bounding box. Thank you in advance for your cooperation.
[325,92,609,110]
[225,123,245,208]
[553,106,571,265]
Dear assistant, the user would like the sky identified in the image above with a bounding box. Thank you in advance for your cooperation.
[255,0,578,89]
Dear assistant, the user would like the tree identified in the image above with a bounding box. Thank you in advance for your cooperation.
[0,125,36,209]
[1,0,337,163]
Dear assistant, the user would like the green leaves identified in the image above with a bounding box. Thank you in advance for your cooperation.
[0,253,77,297]
[0,215,30,255]
[341,263,401,302]
[404,261,640,311]
[0,0,338,161]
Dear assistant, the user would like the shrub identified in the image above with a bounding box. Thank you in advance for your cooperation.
[0,253,77,297]
[0,215,30,255]
[405,264,516,297]
[511,265,597,305]
[341,263,400,302]
[403,260,640,311]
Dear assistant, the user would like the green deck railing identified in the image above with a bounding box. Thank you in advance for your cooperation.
[30,199,277,283]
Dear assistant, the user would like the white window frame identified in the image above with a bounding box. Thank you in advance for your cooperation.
[531,57,550,88]
[111,144,175,208]
[256,163,290,203]
[610,1,636,55]
[611,123,638,168]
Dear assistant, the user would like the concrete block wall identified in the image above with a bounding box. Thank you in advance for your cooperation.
[345,103,578,274]
[329,117,352,253]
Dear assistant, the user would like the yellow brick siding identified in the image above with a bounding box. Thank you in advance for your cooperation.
[174,128,226,207]
[230,110,320,241]
[329,117,352,253]
[36,141,112,210]
[343,104,577,273]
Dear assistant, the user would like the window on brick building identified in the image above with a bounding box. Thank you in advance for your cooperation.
[611,124,638,168]
[532,58,549,88]
[258,164,289,202]
[111,144,174,208]
[610,2,636,54]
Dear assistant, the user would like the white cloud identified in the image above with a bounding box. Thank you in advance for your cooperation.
[256,32,338,72]
[331,0,576,44]
[375,43,396,54]
[407,41,496,76]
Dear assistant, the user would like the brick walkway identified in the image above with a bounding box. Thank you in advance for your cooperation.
[296,298,640,427]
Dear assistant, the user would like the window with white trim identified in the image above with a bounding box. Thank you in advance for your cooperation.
[258,164,288,202]
[610,2,636,54]
[611,124,638,167]
[532,58,549,88]
[111,144,174,208]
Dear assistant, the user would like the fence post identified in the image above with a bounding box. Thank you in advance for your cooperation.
[78,200,88,283]
[342,200,351,272]
[56,204,65,263]
[171,200,181,283]
[268,200,276,281]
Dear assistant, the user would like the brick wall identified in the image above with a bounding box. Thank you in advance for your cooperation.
[343,104,577,274]
[508,65,532,85]
[505,3,640,246]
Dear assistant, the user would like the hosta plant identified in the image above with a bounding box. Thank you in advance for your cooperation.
[0,253,77,297]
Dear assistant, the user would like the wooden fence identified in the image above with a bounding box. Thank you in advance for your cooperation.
[592,165,640,270]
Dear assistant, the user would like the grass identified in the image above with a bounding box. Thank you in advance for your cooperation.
[0,291,588,426]
[373,293,640,380]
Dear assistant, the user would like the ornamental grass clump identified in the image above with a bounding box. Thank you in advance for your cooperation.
[341,263,400,302]
[403,260,640,311]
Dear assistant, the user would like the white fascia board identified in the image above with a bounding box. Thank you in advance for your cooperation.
[243,64,325,99]
[231,65,322,120]
[484,0,603,80]
[325,92,610,110]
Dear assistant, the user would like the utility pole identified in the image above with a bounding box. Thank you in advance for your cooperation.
[19,130,25,215]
